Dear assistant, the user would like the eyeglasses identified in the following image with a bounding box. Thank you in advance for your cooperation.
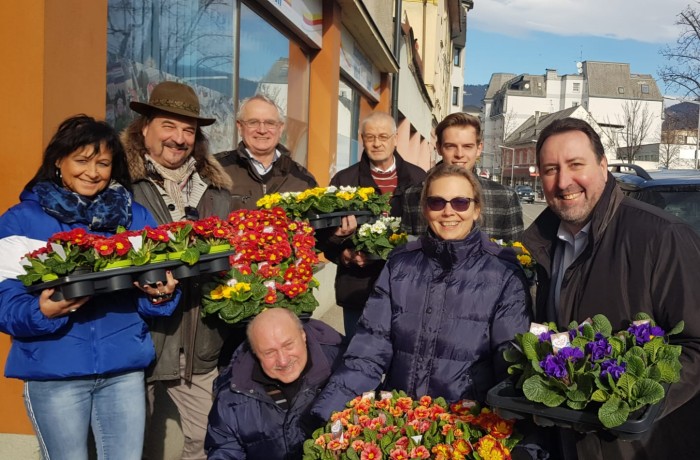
[425,196,478,212]
[239,119,281,130]
[362,133,395,143]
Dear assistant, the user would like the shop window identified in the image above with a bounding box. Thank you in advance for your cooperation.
[335,79,361,176]
[106,0,310,162]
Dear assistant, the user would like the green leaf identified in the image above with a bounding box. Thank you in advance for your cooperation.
[654,360,682,383]
[180,248,201,265]
[521,333,540,361]
[591,389,609,402]
[631,378,664,406]
[616,373,637,399]
[599,396,630,428]
[566,400,588,410]
[624,355,646,378]
[503,347,523,363]
[667,320,685,336]
[523,375,566,407]
[592,314,613,336]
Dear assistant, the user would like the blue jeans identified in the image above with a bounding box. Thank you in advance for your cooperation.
[24,370,146,460]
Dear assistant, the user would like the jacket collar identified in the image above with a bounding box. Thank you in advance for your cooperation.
[420,227,483,272]
[524,172,623,276]
[358,150,413,190]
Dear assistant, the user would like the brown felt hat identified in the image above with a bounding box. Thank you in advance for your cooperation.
[129,81,216,126]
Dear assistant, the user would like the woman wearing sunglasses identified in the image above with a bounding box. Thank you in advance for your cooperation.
[312,164,532,420]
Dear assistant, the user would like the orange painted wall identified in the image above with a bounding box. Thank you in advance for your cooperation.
[307,1,342,187]
[0,0,108,435]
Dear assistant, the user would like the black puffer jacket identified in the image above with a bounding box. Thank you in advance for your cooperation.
[523,174,700,460]
[317,151,426,309]
[312,229,532,420]
[205,320,345,460]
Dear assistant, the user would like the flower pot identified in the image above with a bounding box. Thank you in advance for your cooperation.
[306,210,376,230]
[486,379,667,441]
[208,243,231,254]
[167,251,185,261]
[149,253,168,264]
[103,259,134,270]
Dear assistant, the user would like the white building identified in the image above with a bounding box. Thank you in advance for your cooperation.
[482,61,664,178]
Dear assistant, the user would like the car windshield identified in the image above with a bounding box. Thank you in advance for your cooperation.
[631,189,700,234]
[517,186,532,192]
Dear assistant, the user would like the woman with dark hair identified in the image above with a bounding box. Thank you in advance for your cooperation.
[312,164,532,417]
[0,114,181,460]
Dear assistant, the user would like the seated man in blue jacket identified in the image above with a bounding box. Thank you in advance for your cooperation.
[205,308,345,459]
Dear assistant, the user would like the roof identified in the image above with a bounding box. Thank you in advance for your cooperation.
[583,61,662,101]
[504,105,594,144]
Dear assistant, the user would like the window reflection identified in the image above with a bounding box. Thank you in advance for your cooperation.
[107,0,310,160]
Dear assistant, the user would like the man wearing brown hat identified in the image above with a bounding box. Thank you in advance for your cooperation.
[122,80,233,460]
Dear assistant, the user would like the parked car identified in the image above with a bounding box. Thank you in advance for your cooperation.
[515,185,535,204]
[609,164,700,234]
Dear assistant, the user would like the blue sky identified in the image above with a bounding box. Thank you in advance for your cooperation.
[464,0,691,97]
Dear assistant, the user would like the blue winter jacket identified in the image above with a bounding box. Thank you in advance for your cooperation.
[312,229,532,420]
[205,319,345,460]
[0,189,180,380]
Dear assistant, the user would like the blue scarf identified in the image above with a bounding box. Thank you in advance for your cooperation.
[33,180,133,232]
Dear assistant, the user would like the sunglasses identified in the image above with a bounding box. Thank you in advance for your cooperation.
[425,196,478,212]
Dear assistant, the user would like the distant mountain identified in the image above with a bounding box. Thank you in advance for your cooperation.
[463,84,487,109]
[665,102,699,130]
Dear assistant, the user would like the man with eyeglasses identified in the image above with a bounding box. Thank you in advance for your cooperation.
[401,113,524,242]
[123,80,234,460]
[215,94,317,210]
[317,112,426,339]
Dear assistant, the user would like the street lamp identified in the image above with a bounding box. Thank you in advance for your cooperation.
[498,145,515,187]
[664,95,700,169]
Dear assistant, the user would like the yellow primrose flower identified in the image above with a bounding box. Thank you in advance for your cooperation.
[335,191,355,201]
[210,285,233,300]
[256,193,282,208]
[357,187,375,201]
[517,254,532,267]
[232,282,251,294]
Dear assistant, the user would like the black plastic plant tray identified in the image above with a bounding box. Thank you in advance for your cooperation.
[26,250,235,301]
[306,210,377,230]
[486,379,666,441]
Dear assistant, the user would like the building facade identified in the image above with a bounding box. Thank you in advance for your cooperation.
[0,0,474,437]
[482,61,664,180]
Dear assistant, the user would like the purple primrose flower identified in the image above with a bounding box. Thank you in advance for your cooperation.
[540,354,568,379]
[585,335,612,361]
[538,331,552,342]
[600,359,626,382]
[627,323,665,346]
[558,346,584,362]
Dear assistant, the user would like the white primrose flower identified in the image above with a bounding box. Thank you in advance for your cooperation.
[326,185,338,193]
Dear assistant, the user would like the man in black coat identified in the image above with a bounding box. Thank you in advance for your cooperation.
[205,308,345,460]
[317,112,426,339]
[524,117,700,459]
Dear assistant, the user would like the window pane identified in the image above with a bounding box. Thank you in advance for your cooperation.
[336,79,360,176]
[107,0,236,153]
[239,3,309,165]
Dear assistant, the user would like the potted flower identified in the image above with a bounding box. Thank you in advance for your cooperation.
[303,391,521,460]
[92,231,135,271]
[191,215,232,254]
[352,216,408,260]
[491,239,536,283]
[18,228,96,285]
[491,313,683,431]
[123,226,171,266]
[164,221,200,264]
[257,186,391,229]
[201,208,320,324]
